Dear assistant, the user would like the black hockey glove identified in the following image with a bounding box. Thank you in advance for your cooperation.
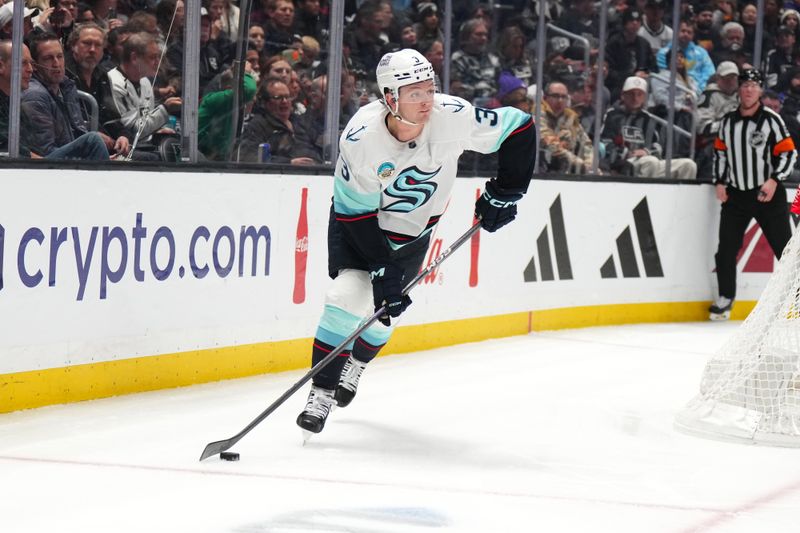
[474,180,524,232]
[369,263,412,327]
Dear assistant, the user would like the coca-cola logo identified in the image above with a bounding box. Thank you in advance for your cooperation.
[295,236,308,252]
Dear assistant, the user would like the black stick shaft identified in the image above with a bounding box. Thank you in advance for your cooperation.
[199,222,482,461]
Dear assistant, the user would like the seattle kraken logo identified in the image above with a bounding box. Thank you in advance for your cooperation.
[382,166,441,213]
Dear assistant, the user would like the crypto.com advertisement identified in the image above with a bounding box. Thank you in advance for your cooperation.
[0,168,773,375]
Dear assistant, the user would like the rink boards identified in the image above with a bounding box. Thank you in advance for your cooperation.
[0,169,788,412]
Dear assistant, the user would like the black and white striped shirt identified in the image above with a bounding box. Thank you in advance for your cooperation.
[713,105,798,190]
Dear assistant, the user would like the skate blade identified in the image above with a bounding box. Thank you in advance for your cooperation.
[709,311,730,321]
[301,429,314,446]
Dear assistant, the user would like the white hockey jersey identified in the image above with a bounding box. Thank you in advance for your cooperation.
[333,93,531,248]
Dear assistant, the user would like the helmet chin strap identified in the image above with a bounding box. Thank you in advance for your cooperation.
[385,93,420,126]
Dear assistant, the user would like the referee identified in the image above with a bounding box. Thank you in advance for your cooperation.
[710,68,798,320]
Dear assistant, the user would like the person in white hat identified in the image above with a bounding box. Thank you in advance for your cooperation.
[600,75,697,180]
[0,3,40,39]
[695,61,741,177]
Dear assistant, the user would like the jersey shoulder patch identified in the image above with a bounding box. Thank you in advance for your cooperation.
[436,93,469,113]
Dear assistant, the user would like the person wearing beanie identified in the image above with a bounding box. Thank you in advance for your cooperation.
[413,2,443,51]
[693,2,717,54]
[496,71,530,112]
[605,8,656,102]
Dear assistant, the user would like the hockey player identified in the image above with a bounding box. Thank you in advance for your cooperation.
[296,48,537,435]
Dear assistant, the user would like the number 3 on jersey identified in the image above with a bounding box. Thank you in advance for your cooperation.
[337,156,351,181]
[474,107,498,126]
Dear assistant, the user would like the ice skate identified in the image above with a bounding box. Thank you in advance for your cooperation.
[296,386,336,437]
[709,296,733,321]
[335,356,368,407]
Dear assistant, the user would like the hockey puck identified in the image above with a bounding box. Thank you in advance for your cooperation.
[220,452,240,461]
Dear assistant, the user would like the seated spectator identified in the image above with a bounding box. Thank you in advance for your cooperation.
[601,76,696,179]
[206,0,239,41]
[650,48,696,157]
[656,18,715,93]
[245,44,261,81]
[21,33,121,160]
[167,8,230,96]
[125,11,158,36]
[0,40,107,159]
[262,55,292,85]
[414,2,443,52]
[763,88,800,161]
[155,0,183,45]
[697,61,739,138]
[450,18,500,104]
[567,75,594,134]
[290,35,320,83]
[102,25,132,70]
[693,2,717,55]
[0,3,39,40]
[344,0,387,82]
[712,0,737,32]
[650,49,696,112]
[496,71,530,113]
[239,77,313,164]
[65,23,108,112]
[740,2,770,58]
[104,32,181,143]
[90,0,125,31]
[293,0,327,45]
[638,0,672,56]
[263,0,297,57]
[76,3,95,24]
[780,67,800,131]
[291,72,355,164]
[398,19,417,50]
[765,26,800,90]
[420,39,444,87]
[782,9,800,43]
[248,24,265,53]
[606,8,656,102]
[496,26,534,88]
[35,0,78,43]
[555,0,601,46]
[539,80,594,175]
[198,65,257,161]
[712,22,750,67]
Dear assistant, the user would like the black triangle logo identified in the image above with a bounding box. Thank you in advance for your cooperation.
[601,197,664,279]
[525,195,573,282]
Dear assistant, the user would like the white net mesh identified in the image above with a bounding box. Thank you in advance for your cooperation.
[675,229,800,447]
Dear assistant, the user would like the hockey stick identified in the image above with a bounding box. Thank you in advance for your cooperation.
[199,221,482,461]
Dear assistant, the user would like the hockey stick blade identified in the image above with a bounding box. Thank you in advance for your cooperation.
[199,222,482,461]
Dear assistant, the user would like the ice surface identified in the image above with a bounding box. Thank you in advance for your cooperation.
[2,322,799,533]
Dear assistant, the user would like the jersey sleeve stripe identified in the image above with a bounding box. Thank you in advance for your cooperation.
[509,117,534,137]
[335,212,378,222]
[333,178,381,215]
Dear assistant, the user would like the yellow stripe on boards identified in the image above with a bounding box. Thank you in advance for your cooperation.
[0,301,754,413]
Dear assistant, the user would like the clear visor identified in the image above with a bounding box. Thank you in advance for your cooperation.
[394,79,438,104]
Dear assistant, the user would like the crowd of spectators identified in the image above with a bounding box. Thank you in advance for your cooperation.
[1,0,800,177]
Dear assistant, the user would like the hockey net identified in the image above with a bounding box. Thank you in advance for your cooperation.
[675,228,800,447]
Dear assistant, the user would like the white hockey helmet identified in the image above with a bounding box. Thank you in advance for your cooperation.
[376,48,436,105]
